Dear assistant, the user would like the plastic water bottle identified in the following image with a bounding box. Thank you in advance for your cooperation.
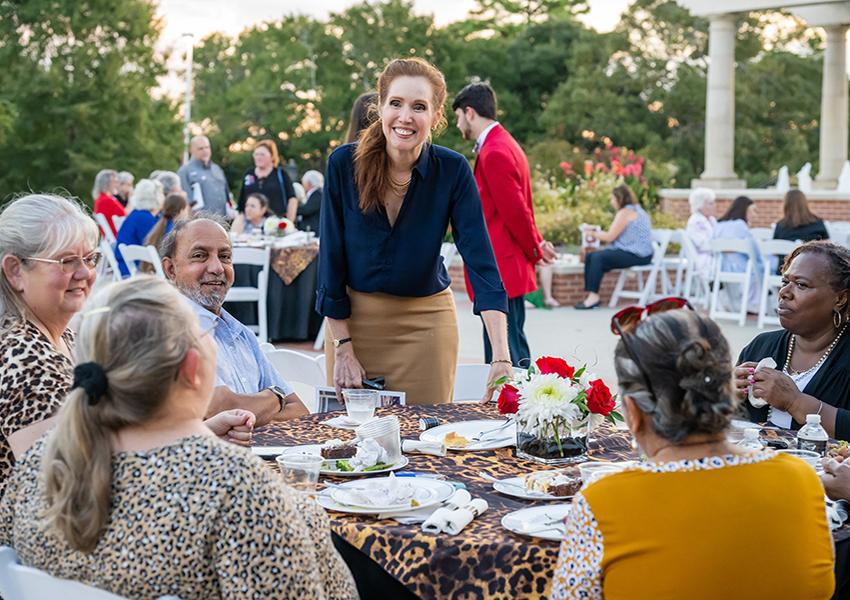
[738,428,764,450]
[797,414,829,456]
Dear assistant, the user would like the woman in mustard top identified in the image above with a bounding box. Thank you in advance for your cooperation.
[550,309,835,600]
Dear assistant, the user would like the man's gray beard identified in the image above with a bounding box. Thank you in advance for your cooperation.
[177,282,226,313]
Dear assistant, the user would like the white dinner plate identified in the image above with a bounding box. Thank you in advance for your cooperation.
[493,476,575,501]
[419,419,516,450]
[501,504,572,542]
[275,444,408,476]
[317,477,455,514]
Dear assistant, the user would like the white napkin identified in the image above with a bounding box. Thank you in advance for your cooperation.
[322,415,361,430]
[422,507,453,533]
[826,498,849,530]
[443,499,489,535]
[749,357,777,408]
[445,489,471,509]
[402,439,447,457]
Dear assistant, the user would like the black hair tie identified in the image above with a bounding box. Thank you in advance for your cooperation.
[71,362,108,405]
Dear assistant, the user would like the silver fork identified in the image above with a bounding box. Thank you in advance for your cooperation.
[470,419,513,442]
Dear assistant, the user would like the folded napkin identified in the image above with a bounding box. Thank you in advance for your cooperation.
[749,357,777,408]
[443,499,488,535]
[826,498,850,530]
[421,507,454,533]
[322,415,362,430]
[382,489,470,524]
[402,439,447,457]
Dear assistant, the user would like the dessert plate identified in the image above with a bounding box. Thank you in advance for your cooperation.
[275,444,408,476]
[492,476,574,501]
[420,420,516,450]
[502,504,572,541]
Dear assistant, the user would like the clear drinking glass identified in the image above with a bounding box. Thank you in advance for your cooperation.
[276,454,324,492]
[343,389,378,424]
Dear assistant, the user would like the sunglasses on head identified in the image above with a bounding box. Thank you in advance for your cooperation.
[610,297,693,336]
[610,297,693,408]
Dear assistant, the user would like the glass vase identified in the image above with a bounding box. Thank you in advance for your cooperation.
[515,421,589,465]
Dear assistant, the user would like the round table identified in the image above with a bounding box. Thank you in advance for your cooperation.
[253,403,636,599]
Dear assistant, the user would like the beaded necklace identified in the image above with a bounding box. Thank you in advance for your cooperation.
[782,324,847,383]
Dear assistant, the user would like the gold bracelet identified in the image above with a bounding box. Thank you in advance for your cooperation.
[491,359,512,365]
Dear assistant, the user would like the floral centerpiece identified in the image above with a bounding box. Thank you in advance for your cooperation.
[263,216,296,237]
[495,356,622,465]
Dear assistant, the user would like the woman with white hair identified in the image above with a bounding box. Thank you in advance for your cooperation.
[92,169,125,238]
[685,187,717,274]
[114,179,166,277]
[114,171,134,207]
[0,194,102,487]
[298,169,324,233]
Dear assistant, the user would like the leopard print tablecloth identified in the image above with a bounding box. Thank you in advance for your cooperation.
[270,244,319,285]
[254,404,636,599]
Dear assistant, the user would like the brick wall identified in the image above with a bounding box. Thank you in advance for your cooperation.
[660,189,850,228]
[448,263,674,307]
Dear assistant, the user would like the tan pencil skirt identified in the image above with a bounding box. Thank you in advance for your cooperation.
[325,287,459,405]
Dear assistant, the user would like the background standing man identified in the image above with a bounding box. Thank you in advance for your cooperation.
[452,82,557,367]
[178,135,232,216]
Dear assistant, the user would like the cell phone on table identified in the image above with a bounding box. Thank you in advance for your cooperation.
[361,376,385,391]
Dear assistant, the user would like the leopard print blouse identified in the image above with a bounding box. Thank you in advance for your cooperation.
[0,434,358,599]
[0,317,73,488]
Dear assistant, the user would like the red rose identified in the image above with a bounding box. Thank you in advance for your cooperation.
[535,356,575,379]
[586,379,615,416]
[497,384,519,415]
[278,221,288,230]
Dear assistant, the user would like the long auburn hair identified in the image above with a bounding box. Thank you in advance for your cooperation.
[778,189,819,229]
[353,58,448,213]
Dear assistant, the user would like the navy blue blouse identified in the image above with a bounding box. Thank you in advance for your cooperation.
[316,143,507,319]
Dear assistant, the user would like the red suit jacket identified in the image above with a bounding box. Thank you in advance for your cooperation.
[464,124,543,301]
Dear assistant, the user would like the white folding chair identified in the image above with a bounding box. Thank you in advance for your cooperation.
[825,221,850,247]
[608,229,673,308]
[678,230,712,309]
[313,319,326,351]
[0,545,181,600]
[756,239,798,329]
[225,246,270,343]
[452,364,526,404]
[709,238,756,326]
[660,229,688,297]
[750,227,773,241]
[111,215,125,233]
[117,244,165,279]
[94,214,116,245]
[262,348,326,413]
[98,241,122,282]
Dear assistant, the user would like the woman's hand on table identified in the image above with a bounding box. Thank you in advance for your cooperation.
[334,344,366,400]
[205,409,256,446]
[822,458,850,501]
[750,367,802,411]
[481,361,515,404]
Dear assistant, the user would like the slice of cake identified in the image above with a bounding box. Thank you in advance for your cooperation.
[523,469,582,497]
[320,439,357,459]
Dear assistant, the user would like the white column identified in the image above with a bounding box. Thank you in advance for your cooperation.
[693,13,745,189]
[815,24,849,187]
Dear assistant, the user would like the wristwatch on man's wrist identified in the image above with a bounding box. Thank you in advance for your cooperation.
[267,385,288,413]
[333,337,352,348]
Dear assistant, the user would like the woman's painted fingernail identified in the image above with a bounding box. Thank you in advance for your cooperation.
[748,367,755,374]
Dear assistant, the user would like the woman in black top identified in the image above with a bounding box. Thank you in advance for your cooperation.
[238,139,296,217]
[773,189,829,243]
[734,241,850,440]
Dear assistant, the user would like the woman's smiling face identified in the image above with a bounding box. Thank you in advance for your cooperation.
[380,75,439,154]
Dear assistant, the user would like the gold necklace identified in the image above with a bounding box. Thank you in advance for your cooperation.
[388,174,411,196]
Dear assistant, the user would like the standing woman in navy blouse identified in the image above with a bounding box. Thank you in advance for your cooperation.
[317,58,511,405]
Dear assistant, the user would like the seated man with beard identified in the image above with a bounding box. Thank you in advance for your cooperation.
[160,215,308,424]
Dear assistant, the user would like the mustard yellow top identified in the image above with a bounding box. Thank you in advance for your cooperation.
[550,451,834,600]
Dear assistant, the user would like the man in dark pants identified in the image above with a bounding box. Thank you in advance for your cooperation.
[452,82,556,367]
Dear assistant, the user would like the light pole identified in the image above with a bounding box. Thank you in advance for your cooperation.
[181,33,194,165]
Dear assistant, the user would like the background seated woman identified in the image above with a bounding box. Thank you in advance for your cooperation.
[712,195,763,312]
[231,192,271,235]
[551,309,835,599]
[0,277,356,599]
[114,178,165,277]
[774,189,829,244]
[575,184,653,309]
[735,241,850,440]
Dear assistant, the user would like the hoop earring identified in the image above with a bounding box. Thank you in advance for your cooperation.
[835,310,843,329]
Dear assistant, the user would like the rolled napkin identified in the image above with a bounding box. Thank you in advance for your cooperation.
[749,357,777,408]
[443,498,489,536]
[445,489,471,510]
[422,507,453,534]
[402,439,446,457]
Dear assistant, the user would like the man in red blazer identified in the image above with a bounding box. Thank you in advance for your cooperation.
[452,83,556,367]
